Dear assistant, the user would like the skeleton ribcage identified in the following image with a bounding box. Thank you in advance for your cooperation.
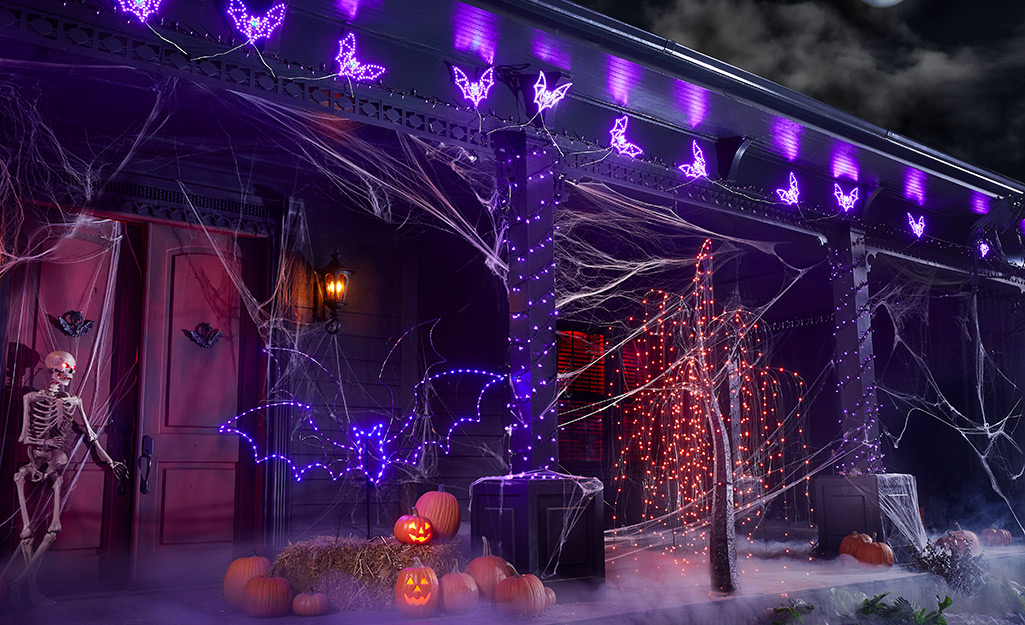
[27,395,73,447]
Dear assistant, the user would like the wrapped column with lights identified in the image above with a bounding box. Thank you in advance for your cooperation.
[495,130,559,473]
[829,225,880,470]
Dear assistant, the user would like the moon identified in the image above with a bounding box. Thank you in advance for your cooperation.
[862,0,904,6]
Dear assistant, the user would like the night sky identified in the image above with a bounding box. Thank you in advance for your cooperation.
[575,0,1025,183]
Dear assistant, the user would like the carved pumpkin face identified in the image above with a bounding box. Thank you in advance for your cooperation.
[394,507,434,545]
[394,557,439,618]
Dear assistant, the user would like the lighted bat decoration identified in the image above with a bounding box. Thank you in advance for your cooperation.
[335,32,387,82]
[220,342,505,485]
[978,240,991,258]
[833,183,859,213]
[776,172,800,205]
[678,140,708,178]
[453,66,494,108]
[908,213,926,238]
[226,0,287,42]
[117,0,163,22]
[609,115,644,158]
[533,71,572,114]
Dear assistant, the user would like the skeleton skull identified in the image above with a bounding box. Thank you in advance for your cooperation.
[44,351,76,387]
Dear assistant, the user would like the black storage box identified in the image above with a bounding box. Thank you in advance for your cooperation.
[470,473,605,601]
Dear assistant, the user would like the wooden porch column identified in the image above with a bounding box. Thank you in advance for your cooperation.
[495,131,559,473]
[830,225,880,469]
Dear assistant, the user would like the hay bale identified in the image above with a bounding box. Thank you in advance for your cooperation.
[275,536,461,611]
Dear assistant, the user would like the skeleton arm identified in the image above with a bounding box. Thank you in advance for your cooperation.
[74,400,128,479]
[19,392,36,444]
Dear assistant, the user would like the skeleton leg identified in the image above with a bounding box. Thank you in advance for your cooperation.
[13,473,62,606]
[13,465,34,560]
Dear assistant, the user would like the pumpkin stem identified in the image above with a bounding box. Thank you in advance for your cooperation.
[505,562,521,578]
[871,532,877,542]
[955,522,963,531]
[438,484,446,493]
[481,535,492,557]
[410,556,426,568]
[452,559,461,574]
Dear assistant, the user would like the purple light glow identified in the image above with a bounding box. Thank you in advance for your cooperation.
[904,168,927,206]
[771,117,802,162]
[831,146,859,182]
[834,183,859,213]
[453,3,498,65]
[452,66,494,108]
[674,81,708,129]
[335,33,386,82]
[531,30,571,70]
[908,213,926,238]
[978,240,991,258]
[533,71,572,114]
[226,0,287,43]
[606,55,641,106]
[336,0,381,20]
[678,140,708,178]
[972,192,990,215]
[776,172,800,205]
[609,115,643,158]
[117,0,163,22]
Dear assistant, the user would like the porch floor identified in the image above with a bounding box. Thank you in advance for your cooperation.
[7,547,1024,625]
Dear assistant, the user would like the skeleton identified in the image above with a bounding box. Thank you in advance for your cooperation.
[12,350,127,606]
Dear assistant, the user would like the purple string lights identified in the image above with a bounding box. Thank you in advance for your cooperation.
[609,116,643,158]
[678,140,708,178]
[908,213,926,238]
[452,66,494,108]
[533,71,572,114]
[226,0,287,43]
[335,33,387,82]
[117,0,163,22]
[776,172,800,205]
[833,183,859,213]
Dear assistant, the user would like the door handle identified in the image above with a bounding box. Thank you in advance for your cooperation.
[139,435,154,494]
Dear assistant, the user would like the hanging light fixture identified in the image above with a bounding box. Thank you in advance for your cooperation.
[320,250,352,334]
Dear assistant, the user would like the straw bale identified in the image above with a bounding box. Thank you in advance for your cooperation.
[275,536,461,611]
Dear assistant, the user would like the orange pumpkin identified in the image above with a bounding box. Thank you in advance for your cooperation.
[936,523,981,555]
[466,536,509,600]
[981,527,1013,547]
[395,557,439,618]
[495,564,547,617]
[839,531,872,557]
[394,507,434,545]
[242,572,293,618]
[440,560,479,614]
[224,552,272,610]
[292,587,329,617]
[415,485,461,540]
[544,585,557,608]
[854,536,894,567]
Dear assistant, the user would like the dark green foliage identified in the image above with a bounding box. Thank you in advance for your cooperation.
[771,598,815,625]
[838,593,952,625]
[910,541,988,596]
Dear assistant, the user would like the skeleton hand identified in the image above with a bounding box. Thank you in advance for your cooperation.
[109,460,129,481]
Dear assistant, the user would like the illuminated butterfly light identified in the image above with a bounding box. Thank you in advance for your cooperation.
[453,66,494,108]
[776,172,800,205]
[678,140,708,178]
[908,213,926,238]
[118,0,163,22]
[833,183,859,213]
[609,116,643,158]
[335,32,387,82]
[226,0,287,42]
[533,70,572,114]
[978,240,991,258]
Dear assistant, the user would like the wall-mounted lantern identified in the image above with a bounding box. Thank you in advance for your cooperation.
[319,250,352,334]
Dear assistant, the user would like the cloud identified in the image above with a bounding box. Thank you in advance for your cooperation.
[641,0,1025,180]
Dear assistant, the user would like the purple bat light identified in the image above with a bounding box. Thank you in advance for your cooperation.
[453,66,494,108]
[609,115,643,158]
[226,0,287,42]
[834,183,859,213]
[678,140,708,178]
[533,71,572,114]
[777,172,800,205]
[118,0,163,22]
[335,33,387,82]
[908,213,926,238]
[978,240,991,258]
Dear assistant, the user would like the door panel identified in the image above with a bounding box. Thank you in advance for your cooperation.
[132,224,244,588]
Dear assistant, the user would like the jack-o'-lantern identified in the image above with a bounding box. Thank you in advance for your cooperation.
[395,557,439,618]
[394,507,434,545]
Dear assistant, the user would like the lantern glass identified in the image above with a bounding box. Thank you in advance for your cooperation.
[324,270,350,307]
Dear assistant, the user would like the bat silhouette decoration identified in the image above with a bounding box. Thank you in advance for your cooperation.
[833,183,859,212]
[226,0,287,42]
[533,71,572,114]
[678,140,708,178]
[453,66,494,108]
[335,32,387,82]
[777,172,800,205]
[609,116,644,158]
[908,213,926,238]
